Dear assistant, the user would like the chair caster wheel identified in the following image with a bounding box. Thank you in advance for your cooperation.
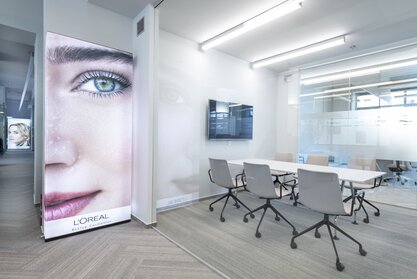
[290,241,297,249]
[359,247,367,256]
[315,231,321,238]
[293,202,298,206]
[235,204,240,208]
[290,196,293,200]
[374,212,380,217]
[243,217,248,223]
[250,214,255,219]
[352,221,358,225]
[275,216,280,221]
[220,217,225,222]
[333,235,339,240]
[363,218,369,224]
[209,207,213,212]
[255,232,261,238]
[336,261,345,271]
[292,230,298,236]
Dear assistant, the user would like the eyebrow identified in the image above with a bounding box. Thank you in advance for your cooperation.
[47,46,132,64]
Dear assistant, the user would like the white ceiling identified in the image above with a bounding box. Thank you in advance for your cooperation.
[88,0,158,18]
[90,0,417,74]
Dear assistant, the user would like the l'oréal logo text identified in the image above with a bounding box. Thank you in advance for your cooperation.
[74,214,109,225]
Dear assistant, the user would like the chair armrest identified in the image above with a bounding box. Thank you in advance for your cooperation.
[208,169,214,183]
[374,176,383,187]
[235,172,246,188]
[342,180,356,215]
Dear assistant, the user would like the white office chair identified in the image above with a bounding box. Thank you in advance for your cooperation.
[293,154,329,206]
[243,162,298,238]
[306,154,329,166]
[291,169,367,271]
[208,158,253,222]
[346,158,382,224]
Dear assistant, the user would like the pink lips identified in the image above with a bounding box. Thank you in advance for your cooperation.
[44,191,100,221]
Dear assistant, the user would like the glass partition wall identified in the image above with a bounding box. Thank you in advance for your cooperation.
[299,43,417,208]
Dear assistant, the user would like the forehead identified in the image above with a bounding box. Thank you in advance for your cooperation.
[46,32,112,51]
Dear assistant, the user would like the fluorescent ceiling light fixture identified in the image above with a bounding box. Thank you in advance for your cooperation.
[200,0,304,51]
[301,58,417,85]
[314,93,351,99]
[300,77,417,97]
[252,36,345,68]
[228,103,242,107]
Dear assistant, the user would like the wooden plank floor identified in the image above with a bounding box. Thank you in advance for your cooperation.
[0,153,222,279]
[157,191,417,279]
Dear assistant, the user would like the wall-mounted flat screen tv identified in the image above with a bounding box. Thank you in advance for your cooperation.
[208,99,253,140]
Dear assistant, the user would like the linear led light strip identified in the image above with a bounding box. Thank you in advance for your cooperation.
[314,93,351,99]
[200,0,304,51]
[300,77,417,97]
[301,58,417,85]
[251,36,346,68]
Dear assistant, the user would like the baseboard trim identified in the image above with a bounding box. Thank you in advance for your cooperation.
[156,192,228,213]
[131,214,157,228]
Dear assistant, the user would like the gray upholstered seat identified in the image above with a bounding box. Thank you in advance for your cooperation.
[242,162,297,238]
[291,168,367,272]
[208,158,252,222]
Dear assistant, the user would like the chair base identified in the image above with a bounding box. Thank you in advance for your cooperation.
[343,190,380,224]
[291,214,366,271]
[273,174,297,202]
[209,189,253,222]
[243,199,297,238]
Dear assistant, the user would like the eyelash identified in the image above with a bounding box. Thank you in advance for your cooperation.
[71,70,131,98]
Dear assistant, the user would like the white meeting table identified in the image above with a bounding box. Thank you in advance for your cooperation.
[228,158,386,225]
[228,158,385,184]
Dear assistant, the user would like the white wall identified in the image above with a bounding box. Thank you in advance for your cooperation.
[276,71,300,162]
[156,30,278,209]
[0,0,43,204]
[131,5,158,225]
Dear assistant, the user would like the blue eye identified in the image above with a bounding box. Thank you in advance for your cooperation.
[72,70,131,97]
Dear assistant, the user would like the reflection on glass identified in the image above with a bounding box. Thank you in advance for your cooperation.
[299,49,417,164]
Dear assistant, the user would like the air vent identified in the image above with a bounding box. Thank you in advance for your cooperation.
[137,17,145,36]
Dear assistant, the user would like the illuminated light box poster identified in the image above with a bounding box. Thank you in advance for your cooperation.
[44,32,132,239]
[7,118,31,149]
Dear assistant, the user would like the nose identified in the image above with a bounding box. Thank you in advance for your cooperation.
[45,139,78,167]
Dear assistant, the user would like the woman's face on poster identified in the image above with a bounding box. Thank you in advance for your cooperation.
[44,33,132,221]
[9,125,24,144]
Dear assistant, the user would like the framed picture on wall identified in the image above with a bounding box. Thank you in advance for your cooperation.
[7,117,31,150]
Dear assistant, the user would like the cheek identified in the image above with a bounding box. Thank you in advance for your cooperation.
[71,102,132,169]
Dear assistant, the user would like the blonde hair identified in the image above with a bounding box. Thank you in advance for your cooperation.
[9,123,30,146]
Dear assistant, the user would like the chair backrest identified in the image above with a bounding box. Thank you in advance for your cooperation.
[208,158,234,188]
[306,154,329,166]
[275,152,293,162]
[297,168,347,215]
[348,157,376,171]
[404,161,412,171]
[244,162,277,198]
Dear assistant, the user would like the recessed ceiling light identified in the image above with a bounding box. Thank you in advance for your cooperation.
[200,0,304,51]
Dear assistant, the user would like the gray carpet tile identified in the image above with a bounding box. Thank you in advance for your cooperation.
[0,153,222,279]
[157,191,417,279]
